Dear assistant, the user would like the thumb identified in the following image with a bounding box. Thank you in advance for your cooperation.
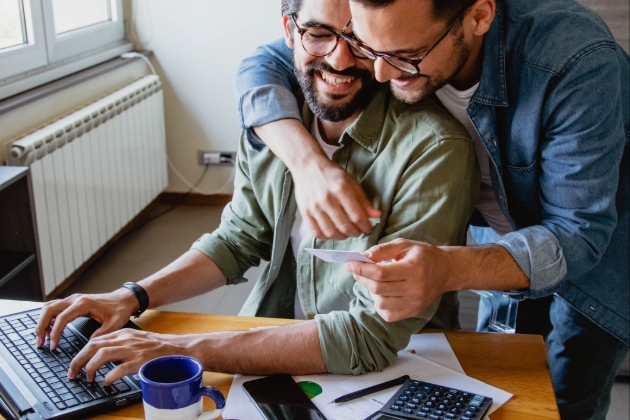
[351,182,381,218]
[364,240,412,262]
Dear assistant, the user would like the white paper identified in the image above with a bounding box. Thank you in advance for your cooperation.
[222,352,512,420]
[305,248,374,264]
[402,333,465,374]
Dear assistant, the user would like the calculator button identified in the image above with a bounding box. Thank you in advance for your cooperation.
[467,406,477,412]
[412,398,421,404]
[411,380,420,386]
[390,405,401,411]
[455,402,463,408]
[404,390,413,395]
[438,404,448,410]
[462,417,472,420]
[450,407,460,413]
[446,393,455,399]
[445,414,456,419]
[429,396,438,402]
[403,408,414,414]
[395,400,404,405]
[399,395,409,401]
[433,409,444,415]
[406,403,417,409]
[449,389,458,394]
[434,391,443,397]
[420,407,430,413]
[464,410,475,416]
[428,415,440,420]
[425,401,434,408]
[420,385,433,393]
[416,413,428,418]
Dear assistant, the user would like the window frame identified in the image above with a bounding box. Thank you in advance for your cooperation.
[0,0,48,81]
[41,0,125,64]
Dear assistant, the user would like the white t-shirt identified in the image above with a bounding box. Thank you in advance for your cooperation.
[290,118,339,320]
[435,83,513,235]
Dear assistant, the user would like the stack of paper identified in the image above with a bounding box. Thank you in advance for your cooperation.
[221,333,512,420]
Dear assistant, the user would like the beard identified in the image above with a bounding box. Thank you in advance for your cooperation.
[294,60,377,122]
[389,30,471,104]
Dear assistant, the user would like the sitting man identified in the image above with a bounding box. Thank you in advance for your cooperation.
[36,0,479,385]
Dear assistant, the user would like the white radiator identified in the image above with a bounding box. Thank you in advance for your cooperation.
[6,75,167,296]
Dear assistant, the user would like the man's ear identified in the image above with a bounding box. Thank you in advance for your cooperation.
[469,0,495,36]
[282,15,295,49]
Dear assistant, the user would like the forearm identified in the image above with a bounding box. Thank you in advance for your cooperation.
[186,320,326,375]
[444,244,530,291]
[253,119,328,170]
[137,249,227,309]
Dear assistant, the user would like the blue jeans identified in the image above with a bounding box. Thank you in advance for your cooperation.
[472,227,629,419]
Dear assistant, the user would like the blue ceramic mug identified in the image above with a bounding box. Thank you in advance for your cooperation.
[138,355,225,420]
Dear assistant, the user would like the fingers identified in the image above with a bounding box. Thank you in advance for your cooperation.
[364,239,414,262]
[37,299,73,349]
[346,259,413,282]
[370,294,426,322]
[308,207,346,240]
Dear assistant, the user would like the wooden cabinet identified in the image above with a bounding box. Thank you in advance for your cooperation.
[0,167,44,301]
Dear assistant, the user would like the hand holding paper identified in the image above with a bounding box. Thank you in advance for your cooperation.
[305,248,374,264]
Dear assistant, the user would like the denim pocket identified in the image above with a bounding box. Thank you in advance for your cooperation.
[504,160,542,225]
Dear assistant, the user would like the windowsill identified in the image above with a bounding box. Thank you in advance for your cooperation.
[0,40,134,102]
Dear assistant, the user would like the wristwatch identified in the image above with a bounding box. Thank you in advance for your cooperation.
[121,282,150,318]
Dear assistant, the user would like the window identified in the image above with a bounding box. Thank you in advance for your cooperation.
[0,0,125,82]
[0,0,26,50]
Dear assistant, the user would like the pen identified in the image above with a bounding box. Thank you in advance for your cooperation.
[328,375,410,404]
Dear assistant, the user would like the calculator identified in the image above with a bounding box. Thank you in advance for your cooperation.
[365,379,493,420]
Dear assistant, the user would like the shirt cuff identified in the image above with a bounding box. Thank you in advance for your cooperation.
[497,225,567,299]
[191,234,248,285]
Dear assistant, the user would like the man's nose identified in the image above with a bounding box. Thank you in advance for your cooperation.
[374,57,405,83]
[325,40,356,71]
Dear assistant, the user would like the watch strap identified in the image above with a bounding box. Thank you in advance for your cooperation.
[121,282,149,318]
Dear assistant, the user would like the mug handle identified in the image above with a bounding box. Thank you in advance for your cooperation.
[195,386,226,420]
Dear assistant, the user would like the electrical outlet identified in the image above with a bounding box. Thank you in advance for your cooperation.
[197,150,236,166]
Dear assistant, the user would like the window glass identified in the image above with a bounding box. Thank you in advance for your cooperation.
[0,0,26,50]
[52,0,110,34]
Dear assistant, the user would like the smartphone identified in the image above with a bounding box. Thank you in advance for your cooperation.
[242,374,327,420]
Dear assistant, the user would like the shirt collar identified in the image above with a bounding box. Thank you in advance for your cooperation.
[300,84,390,154]
[472,0,509,107]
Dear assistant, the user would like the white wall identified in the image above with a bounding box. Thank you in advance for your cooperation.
[130,0,285,194]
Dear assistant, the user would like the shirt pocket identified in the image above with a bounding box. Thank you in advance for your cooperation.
[504,160,542,224]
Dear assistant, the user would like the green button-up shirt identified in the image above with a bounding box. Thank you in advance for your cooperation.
[192,86,479,375]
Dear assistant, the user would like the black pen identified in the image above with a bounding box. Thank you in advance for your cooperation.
[328,375,410,404]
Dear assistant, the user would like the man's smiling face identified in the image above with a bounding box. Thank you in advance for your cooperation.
[348,0,477,104]
[284,0,376,122]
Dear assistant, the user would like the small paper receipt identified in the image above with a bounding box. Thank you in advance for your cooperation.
[305,248,374,264]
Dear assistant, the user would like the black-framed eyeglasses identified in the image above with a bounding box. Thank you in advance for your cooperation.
[290,14,366,59]
[339,4,472,74]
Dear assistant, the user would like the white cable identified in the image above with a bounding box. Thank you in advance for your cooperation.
[121,52,156,75]
[121,52,236,196]
[167,156,236,195]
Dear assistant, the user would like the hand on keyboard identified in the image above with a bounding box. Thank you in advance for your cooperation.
[67,329,192,386]
[35,289,140,351]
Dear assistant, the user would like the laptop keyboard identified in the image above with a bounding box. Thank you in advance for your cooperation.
[0,312,131,412]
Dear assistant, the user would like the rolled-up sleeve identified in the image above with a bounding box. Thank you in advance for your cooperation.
[191,134,273,284]
[500,46,626,300]
[234,38,301,149]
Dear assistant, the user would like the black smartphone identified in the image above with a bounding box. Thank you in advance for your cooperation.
[242,374,328,420]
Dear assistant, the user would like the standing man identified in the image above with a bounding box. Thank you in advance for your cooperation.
[233,0,629,418]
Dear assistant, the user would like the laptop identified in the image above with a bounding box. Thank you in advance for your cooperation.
[0,308,143,420]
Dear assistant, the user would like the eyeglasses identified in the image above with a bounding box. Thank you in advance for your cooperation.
[339,4,472,75]
[290,14,366,59]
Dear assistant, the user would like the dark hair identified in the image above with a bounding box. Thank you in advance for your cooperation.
[351,0,473,22]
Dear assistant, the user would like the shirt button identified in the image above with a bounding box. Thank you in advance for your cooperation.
[300,267,307,275]
[492,137,498,147]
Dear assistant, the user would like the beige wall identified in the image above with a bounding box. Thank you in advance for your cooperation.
[129,0,284,194]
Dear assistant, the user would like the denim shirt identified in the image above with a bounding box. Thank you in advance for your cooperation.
[233,0,629,344]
